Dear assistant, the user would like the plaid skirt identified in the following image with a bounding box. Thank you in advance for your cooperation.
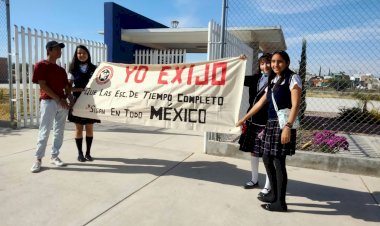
[262,119,296,156]
[238,122,266,157]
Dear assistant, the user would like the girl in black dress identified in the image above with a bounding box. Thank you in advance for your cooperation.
[238,53,272,196]
[68,45,100,162]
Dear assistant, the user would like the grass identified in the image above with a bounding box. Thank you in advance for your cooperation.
[0,88,11,121]
[306,88,380,99]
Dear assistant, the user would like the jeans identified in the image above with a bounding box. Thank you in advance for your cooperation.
[35,99,68,159]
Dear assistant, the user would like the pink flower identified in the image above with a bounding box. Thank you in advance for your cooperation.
[312,130,349,152]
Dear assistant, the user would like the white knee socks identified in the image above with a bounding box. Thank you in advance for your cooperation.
[252,155,272,194]
[251,156,259,183]
[261,175,271,194]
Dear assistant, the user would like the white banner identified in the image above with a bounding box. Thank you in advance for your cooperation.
[72,57,246,133]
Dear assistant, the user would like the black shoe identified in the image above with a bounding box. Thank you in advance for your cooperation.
[243,180,259,189]
[85,154,93,161]
[78,155,86,162]
[258,188,271,197]
[257,193,275,203]
[261,203,287,212]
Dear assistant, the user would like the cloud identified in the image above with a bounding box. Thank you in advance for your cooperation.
[253,0,342,14]
[286,19,380,46]
[306,53,379,76]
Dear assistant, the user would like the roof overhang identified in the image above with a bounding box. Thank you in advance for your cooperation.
[120,27,286,53]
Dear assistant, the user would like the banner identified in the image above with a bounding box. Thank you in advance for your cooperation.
[72,57,246,133]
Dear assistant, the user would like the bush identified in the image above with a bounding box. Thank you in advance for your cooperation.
[337,107,380,125]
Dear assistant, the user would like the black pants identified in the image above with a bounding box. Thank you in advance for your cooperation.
[262,154,287,206]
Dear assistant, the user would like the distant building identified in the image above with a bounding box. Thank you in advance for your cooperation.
[350,73,380,90]
[308,76,329,87]
[0,57,8,83]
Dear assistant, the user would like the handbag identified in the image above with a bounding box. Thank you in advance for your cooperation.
[271,91,300,129]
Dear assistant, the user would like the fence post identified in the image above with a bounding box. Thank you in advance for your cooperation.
[6,0,15,125]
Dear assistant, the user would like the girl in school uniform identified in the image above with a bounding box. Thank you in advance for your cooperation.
[237,51,302,212]
[68,45,100,162]
[238,53,272,197]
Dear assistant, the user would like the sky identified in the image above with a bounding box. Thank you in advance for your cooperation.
[6,0,380,77]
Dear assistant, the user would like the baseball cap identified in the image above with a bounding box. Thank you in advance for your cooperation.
[46,41,65,50]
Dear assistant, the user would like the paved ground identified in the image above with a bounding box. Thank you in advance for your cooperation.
[0,123,380,226]
[306,97,380,113]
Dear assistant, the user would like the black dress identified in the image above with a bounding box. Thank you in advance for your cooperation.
[238,74,268,157]
[68,64,101,125]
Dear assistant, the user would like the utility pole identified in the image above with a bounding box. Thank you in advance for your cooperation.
[220,0,227,58]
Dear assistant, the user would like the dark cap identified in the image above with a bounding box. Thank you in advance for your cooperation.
[46,41,65,50]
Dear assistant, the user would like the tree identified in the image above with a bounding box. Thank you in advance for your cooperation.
[298,38,307,120]
[328,72,351,91]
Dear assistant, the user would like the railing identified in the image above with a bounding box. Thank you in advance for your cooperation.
[135,49,186,64]
[13,25,107,127]
[206,20,255,148]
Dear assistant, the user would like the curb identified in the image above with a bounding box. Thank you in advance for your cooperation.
[205,140,380,177]
[0,120,17,129]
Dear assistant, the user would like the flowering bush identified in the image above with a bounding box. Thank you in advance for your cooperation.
[312,130,349,153]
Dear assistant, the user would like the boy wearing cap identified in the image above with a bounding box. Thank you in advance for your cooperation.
[30,40,73,173]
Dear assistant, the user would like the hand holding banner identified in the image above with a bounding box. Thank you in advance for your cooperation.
[72,57,246,132]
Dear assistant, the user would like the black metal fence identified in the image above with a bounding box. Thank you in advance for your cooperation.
[215,0,380,154]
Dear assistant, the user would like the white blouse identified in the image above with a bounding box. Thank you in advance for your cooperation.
[265,74,302,92]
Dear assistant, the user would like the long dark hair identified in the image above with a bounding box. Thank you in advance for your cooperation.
[269,50,295,91]
[69,45,94,74]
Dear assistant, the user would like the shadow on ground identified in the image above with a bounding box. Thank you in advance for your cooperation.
[50,157,380,222]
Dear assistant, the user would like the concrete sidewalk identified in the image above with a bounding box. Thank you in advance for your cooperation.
[0,123,379,226]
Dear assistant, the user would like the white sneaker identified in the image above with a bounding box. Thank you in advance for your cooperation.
[50,157,65,167]
[31,161,41,173]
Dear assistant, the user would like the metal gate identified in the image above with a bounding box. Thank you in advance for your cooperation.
[13,25,107,128]
[135,49,186,64]
[205,20,255,148]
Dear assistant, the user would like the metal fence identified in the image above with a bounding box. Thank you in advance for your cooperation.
[0,0,10,122]
[210,0,380,154]
[12,26,107,128]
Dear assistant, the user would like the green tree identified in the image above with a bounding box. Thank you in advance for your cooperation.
[298,38,307,120]
[328,73,351,91]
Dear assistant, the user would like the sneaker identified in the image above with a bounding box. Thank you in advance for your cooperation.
[50,157,65,167]
[31,161,41,173]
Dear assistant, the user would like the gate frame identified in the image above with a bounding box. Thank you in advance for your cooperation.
[12,25,107,128]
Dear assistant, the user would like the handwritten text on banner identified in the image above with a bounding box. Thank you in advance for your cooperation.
[72,57,246,132]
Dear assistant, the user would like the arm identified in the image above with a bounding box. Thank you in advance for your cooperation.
[281,84,301,144]
[68,80,84,93]
[64,83,74,107]
[236,94,267,126]
[38,80,69,109]
[68,72,84,93]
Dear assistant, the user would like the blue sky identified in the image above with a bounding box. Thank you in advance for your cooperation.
[8,0,380,76]
[10,0,220,41]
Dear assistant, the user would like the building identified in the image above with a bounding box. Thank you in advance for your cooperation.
[102,2,287,73]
